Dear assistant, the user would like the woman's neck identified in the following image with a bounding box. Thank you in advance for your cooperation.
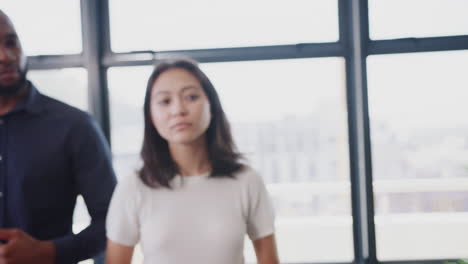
[169,137,211,176]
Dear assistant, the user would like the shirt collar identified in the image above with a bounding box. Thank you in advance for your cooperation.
[12,81,44,115]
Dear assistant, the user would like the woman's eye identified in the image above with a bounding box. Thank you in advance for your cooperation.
[158,99,170,105]
[187,94,199,101]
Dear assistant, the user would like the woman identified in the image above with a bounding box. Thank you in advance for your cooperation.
[106,58,279,264]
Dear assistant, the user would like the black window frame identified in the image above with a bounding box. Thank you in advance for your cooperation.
[25,0,468,263]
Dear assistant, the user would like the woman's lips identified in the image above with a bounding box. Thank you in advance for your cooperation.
[171,122,192,131]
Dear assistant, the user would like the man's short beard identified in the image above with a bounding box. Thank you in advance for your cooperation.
[0,67,28,96]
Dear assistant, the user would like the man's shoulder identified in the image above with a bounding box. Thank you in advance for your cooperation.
[40,94,86,115]
[38,93,92,124]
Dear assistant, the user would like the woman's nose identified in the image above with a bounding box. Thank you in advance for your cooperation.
[170,99,187,116]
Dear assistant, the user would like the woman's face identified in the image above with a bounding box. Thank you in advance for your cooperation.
[150,68,211,146]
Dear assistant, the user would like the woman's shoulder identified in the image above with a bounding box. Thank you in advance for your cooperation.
[234,164,265,185]
[114,173,159,208]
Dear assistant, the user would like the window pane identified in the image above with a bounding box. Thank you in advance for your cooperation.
[28,68,88,111]
[2,0,82,55]
[109,58,353,263]
[368,51,468,260]
[369,0,468,40]
[109,0,338,52]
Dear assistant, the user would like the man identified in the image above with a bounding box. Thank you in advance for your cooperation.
[0,10,117,264]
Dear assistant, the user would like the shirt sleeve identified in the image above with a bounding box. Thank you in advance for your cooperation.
[245,169,276,241]
[106,174,141,246]
[52,114,117,264]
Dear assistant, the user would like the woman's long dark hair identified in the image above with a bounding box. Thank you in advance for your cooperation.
[138,58,244,188]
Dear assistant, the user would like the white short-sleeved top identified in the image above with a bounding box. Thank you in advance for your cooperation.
[106,166,275,264]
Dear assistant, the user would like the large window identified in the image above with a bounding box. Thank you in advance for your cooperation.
[369,0,468,40]
[368,50,468,260]
[28,68,88,111]
[109,0,338,52]
[109,58,354,263]
[4,0,468,263]
[2,0,82,55]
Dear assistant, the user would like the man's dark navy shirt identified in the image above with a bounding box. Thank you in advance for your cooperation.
[0,82,117,264]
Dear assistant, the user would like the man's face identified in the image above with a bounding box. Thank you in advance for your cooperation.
[0,13,27,96]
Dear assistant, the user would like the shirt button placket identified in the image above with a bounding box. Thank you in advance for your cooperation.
[0,117,4,229]
[0,119,3,201]
[0,118,4,206]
